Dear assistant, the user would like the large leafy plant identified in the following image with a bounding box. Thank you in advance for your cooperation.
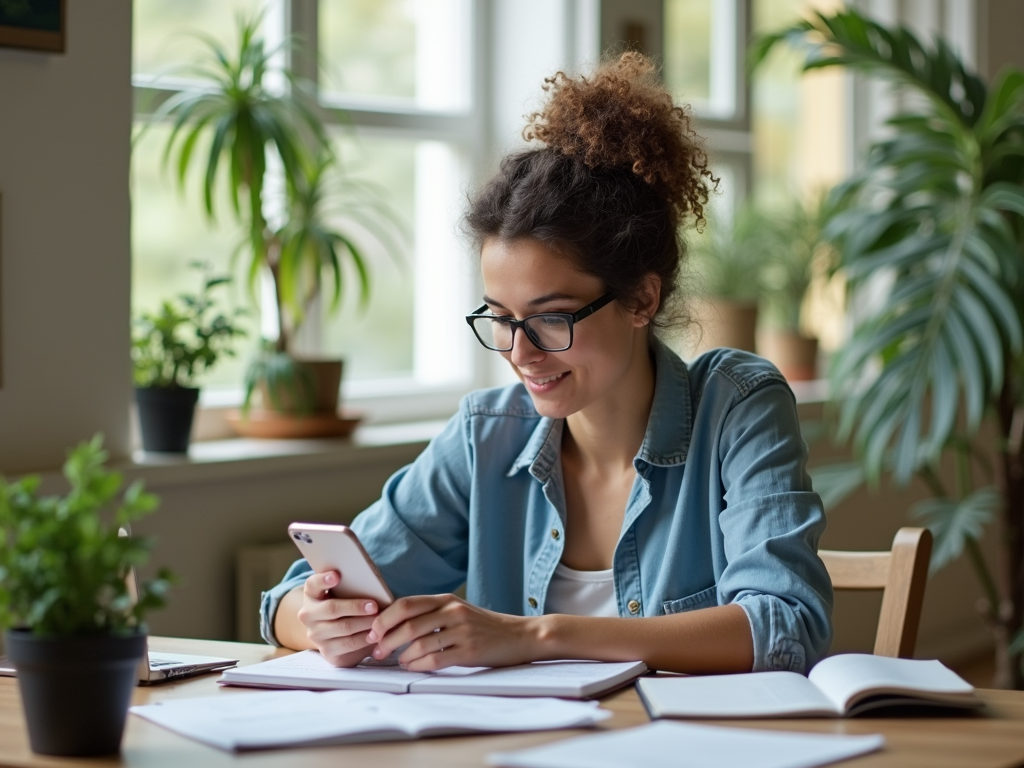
[756,10,1024,686]
[0,437,174,636]
[148,14,403,368]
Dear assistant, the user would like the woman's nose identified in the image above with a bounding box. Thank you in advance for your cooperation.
[508,326,544,366]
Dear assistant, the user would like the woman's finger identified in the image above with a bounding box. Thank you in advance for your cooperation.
[303,570,340,597]
[397,627,456,667]
[368,594,445,641]
[371,609,446,659]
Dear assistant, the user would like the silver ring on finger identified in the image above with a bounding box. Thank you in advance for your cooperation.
[436,631,445,651]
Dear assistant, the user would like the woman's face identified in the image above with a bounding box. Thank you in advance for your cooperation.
[479,237,652,420]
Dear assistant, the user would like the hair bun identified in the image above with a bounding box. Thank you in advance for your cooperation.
[523,52,714,227]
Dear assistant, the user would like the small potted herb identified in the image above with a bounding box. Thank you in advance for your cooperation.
[132,265,245,452]
[0,436,174,756]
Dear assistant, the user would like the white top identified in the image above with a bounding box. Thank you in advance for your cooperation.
[544,562,618,617]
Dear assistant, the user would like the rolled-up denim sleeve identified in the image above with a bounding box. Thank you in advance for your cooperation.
[259,558,313,646]
[350,407,472,599]
[717,382,833,673]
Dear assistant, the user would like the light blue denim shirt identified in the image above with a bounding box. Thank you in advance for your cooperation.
[260,340,833,672]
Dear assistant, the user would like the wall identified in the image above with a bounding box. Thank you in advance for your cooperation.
[0,1,133,473]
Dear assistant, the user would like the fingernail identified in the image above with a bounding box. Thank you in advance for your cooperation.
[364,602,376,613]
[324,572,337,585]
[372,647,383,658]
[367,630,378,642]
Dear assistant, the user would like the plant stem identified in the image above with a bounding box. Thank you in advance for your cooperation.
[965,534,1003,625]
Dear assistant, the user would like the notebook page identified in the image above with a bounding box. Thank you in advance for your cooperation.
[808,654,976,713]
[636,672,839,718]
[131,690,405,750]
[378,693,609,734]
[488,721,885,768]
[411,660,646,697]
[131,689,608,751]
[219,649,431,693]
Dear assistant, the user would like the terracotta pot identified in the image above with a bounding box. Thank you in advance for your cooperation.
[682,298,759,358]
[758,330,819,381]
[257,358,344,415]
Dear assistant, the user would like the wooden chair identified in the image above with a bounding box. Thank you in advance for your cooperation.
[819,526,933,658]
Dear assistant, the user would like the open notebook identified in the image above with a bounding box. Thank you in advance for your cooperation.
[637,654,981,719]
[220,649,647,699]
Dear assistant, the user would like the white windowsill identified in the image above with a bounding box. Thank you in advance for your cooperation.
[120,420,448,490]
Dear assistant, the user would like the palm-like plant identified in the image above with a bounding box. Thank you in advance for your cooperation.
[755,10,1024,686]
[141,14,405,415]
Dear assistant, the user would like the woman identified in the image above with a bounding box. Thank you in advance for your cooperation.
[262,53,833,675]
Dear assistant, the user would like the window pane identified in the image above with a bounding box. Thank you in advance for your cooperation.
[752,0,848,202]
[318,0,471,111]
[319,133,416,380]
[131,123,260,389]
[133,0,267,79]
[319,132,472,385]
[664,0,737,119]
[664,0,712,104]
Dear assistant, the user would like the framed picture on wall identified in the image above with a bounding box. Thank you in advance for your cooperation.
[0,0,65,53]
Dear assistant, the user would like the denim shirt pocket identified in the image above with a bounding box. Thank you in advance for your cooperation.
[661,584,718,615]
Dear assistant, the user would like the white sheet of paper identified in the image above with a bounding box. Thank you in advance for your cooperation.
[637,672,839,718]
[487,721,885,768]
[131,689,610,751]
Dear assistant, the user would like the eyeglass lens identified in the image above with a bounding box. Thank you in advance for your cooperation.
[471,315,571,351]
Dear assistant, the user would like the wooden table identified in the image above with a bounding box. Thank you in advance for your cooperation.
[3,638,1024,767]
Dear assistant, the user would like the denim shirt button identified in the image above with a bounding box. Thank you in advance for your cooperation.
[528,597,538,609]
[550,528,560,540]
[627,599,641,615]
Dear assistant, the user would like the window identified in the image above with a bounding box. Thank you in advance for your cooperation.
[131,0,479,422]
[664,0,851,354]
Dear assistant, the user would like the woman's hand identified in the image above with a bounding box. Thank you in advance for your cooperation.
[297,571,380,667]
[366,594,538,671]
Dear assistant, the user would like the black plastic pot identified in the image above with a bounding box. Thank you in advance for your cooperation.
[135,386,200,453]
[5,630,147,756]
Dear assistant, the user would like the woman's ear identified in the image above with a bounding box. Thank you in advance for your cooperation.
[633,273,662,327]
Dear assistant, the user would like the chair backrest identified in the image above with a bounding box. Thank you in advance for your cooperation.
[818,526,933,658]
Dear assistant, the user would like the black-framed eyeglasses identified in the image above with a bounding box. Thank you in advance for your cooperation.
[465,293,614,352]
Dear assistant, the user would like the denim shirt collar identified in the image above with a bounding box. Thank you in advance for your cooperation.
[507,337,693,480]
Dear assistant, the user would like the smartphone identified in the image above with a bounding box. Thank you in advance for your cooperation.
[287,522,394,607]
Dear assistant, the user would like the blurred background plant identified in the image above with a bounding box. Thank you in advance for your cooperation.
[756,8,1024,687]
[132,263,246,389]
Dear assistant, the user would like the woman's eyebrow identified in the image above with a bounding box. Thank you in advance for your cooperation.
[481,292,579,310]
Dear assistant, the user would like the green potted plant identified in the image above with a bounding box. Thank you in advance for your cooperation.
[148,15,404,437]
[682,205,768,357]
[132,265,246,452]
[756,193,836,381]
[0,436,174,756]
[756,10,1024,686]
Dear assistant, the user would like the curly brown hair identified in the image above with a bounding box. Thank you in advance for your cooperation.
[465,53,717,329]
[524,52,714,230]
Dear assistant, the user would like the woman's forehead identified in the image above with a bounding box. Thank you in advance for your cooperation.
[480,237,600,297]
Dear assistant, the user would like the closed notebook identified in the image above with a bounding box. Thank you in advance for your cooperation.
[637,654,981,719]
[220,650,647,699]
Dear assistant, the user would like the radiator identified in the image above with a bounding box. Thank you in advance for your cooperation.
[235,543,302,642]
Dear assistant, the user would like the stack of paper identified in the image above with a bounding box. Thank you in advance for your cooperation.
[131,689,609,751]
[487,721,885,768]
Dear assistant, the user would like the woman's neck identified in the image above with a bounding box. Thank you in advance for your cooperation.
[563,341,656,472]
